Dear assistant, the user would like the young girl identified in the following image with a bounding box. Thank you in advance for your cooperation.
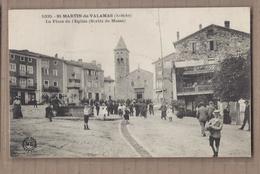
[167,105,173,122]
[100,103,108,120]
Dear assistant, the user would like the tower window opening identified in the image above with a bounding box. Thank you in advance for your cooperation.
[121,58,124,62]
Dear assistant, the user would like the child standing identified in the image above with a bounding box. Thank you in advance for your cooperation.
[118,104,124,117]
[100,103,108,120]
[206,110,223,157]
[167,105,173,122]
[84,102,92,130]
[124,106,130,124]
[160,103,167,120]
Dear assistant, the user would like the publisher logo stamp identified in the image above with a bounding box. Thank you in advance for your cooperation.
[22,137,37,152]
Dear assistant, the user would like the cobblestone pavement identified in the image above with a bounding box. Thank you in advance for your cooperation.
[10,105,251,157]
[127,112,251,157]
[10,105,138,157]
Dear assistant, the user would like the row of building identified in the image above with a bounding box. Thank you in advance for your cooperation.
[9,50,108,104]
[152,21,250,113]
[9,35,155,105]
[10,21,250,111]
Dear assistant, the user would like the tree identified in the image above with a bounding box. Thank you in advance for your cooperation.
[212,53,251,102]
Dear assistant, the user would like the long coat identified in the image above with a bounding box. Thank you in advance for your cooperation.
[197,106,208,122]
[13,99,23,119]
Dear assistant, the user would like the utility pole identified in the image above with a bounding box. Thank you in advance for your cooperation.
[157,9,165,103]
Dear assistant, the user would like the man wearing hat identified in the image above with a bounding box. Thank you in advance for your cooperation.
[197,102,209,137]
[240,100,251,131]
[206,109,223,157]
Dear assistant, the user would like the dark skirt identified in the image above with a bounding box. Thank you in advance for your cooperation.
[124,114,129,120]
[13,105,23,119]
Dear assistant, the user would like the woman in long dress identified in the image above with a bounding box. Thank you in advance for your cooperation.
[13,96,23,119]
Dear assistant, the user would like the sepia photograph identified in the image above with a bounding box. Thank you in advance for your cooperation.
[8,8,251,158]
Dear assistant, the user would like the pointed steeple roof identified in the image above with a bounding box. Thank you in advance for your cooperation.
[115,36,128,50]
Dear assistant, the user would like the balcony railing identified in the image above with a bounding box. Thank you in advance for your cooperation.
[177,84,213,95]
[10,83,37,90]
[67,82,81,89]
[19,71,33,77]
[42,86,60,92]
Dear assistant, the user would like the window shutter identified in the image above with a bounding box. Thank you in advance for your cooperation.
[214,40,217,51]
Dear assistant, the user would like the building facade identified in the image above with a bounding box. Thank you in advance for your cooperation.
[9,50,39,104]
[40,54,65,102]
[9,50,105,105]
[152,53,178,103]
[126,68,153,100]
[82,61,104,101]
[103,76,115,100]
[153,21,250,111]
[173,22,250,112]
[114,37,154,100]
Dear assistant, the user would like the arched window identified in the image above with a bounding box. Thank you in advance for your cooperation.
[121,58,124,63]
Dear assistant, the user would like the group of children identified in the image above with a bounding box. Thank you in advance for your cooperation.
[83,102,131,130]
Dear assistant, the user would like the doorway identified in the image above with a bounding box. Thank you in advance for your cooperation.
[136,92,143,99]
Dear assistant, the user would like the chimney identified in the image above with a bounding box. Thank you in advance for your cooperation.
[199,24,202,30]
[177,31,180,41]
[54,53,58,58]
[92,60,96,65]
[224,21,230,28]
[78,59,82,62]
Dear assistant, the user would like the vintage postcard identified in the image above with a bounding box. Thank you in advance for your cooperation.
[9,8,251,158]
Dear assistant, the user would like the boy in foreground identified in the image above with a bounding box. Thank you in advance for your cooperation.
[206,110,223,157]
[84,102,92,130]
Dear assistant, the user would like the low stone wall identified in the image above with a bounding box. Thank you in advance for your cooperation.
[68,106,84,117]
[56,106,84,117]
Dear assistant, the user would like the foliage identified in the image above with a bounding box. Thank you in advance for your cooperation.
[212,53,251,102]
[194,95,209,106]
[171,99,185,110]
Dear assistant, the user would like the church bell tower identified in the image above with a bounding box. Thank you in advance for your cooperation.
[114,36,130,99]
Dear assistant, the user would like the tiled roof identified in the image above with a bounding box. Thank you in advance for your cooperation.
[10,49,60,60]
[82,62,103,71]
[152,52,178,64]
[10,49,103,71]
[10,49,42,57]
[129,68,153,75]
[174,24,250,46]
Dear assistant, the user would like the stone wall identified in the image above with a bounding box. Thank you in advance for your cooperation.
[174,25,250,62]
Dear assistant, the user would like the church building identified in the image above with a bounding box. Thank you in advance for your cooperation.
[114,37,153,100]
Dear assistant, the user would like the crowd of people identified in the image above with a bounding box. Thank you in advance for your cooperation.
[12,95,250,158]
[82,99,155,130]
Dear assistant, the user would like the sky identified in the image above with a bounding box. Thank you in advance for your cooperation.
[9,8,250,78]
